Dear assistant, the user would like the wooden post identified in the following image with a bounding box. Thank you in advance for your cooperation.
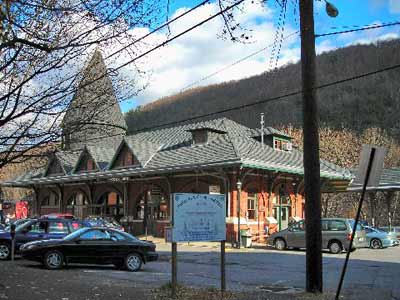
[237,181,242,249]
[172,241,177,298]
[299,0,323,293]
[221,240,226,292]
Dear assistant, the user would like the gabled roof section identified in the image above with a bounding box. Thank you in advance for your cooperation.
[124,136,163,167]
[73,147,98,173]
[45,150,81,176]
[86,145,118,170]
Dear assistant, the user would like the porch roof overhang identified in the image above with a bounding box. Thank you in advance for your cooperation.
[1,159,242,187]
[241,159,352,193]
[2,159,352,191]
[346,168,400,192]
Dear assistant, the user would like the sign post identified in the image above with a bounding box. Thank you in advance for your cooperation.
[335,145,386,300]
[168,193,226,295]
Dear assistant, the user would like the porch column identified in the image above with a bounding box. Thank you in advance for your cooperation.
[123,179,129,216]
[31,186,39,217]
[56,184,65,213]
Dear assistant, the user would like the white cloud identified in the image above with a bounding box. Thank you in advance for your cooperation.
[107,0,300,106]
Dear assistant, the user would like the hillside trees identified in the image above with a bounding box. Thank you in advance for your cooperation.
[125,39,400,137]
[284,125,400,226]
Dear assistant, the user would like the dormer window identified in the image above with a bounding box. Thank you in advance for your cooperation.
[188,127,226,145]
[193,130,208,144]
[76,151,97,172]
[87,158,95,171]
[112,143,139,168]
[273,137,292,151]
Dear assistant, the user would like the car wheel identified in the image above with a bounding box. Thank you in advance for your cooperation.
[370,238,382,249]
[0,243,11,260]
[43,250,64,270]
[125,253,142,272]
[274,238,286,251]
[329,241,342,254]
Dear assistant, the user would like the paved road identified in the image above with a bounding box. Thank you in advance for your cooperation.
[1,243,399,300]
[103,242,400,299]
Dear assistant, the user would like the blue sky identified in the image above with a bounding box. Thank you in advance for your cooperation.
[117,0,400,112]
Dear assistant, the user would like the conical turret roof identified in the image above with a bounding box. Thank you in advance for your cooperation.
[62,50,127,150]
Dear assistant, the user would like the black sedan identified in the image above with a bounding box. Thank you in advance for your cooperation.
[20,227,158,271]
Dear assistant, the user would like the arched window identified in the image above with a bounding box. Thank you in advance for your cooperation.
[95,192,123,221]
[67,192,88,219]
[41,192,59,207]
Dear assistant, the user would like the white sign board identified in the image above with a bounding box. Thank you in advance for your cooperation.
[172,193,226,242]
[353,144,386,187]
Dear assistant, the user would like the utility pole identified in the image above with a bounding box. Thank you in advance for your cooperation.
[299,0,323,293]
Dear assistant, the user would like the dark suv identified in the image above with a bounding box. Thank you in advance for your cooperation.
[0,218,83,260]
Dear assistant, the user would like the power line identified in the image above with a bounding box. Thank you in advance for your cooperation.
[105,0,211,60]
[315,21,400,38]
[2,0,214,104]
[180,30,300,91]
[28,0,246,107]
[7,61,400,147]
[132,63,400,133]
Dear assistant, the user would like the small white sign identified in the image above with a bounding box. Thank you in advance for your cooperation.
[172,193,226,242]
[209,185,221,194]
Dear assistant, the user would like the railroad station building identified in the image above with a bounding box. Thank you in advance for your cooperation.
[2,52,352,243]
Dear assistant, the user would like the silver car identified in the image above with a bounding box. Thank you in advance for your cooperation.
[267,218,368,254]
[364,226,399,248]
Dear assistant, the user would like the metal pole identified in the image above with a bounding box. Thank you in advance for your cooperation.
[335,149,375,300]
[10,224,16,261]
[221,240,226,293]
[170,190,177,299]
[299,0,322,293]
[237,182,242,249]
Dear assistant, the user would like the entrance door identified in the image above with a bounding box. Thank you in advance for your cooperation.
[281,206,289,230]
[273,206,290,231]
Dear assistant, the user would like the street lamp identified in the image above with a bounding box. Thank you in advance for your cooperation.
[325,0,339,18]
[236,180,242,249]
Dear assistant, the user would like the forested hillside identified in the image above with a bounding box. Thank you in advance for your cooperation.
[126,39,400,137]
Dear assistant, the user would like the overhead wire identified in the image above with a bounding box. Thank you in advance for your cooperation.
[315,20,400,38]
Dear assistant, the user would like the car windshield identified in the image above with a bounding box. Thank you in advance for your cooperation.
[15,220,35,232]
[64,228,90,240]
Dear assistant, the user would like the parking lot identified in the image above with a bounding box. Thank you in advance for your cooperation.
[1,241,399,300]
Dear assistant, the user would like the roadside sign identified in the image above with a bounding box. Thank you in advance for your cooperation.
[172,193,226,242]
[353,145,386,187]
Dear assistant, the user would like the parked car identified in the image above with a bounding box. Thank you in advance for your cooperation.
[83,216,124,231]
[20,227,158,271]
[0,218,84,260]
[1,218,32,232]
[267,218,368,254]
[379,226,400,240]
[41,213,76,220]
[363,226,399,249]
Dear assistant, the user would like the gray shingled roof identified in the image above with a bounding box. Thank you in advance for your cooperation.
[2,117,352,186]
[86,145,118,170]
[123,136,162,167]
[55,150,81,174]
[348,168,400,191]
